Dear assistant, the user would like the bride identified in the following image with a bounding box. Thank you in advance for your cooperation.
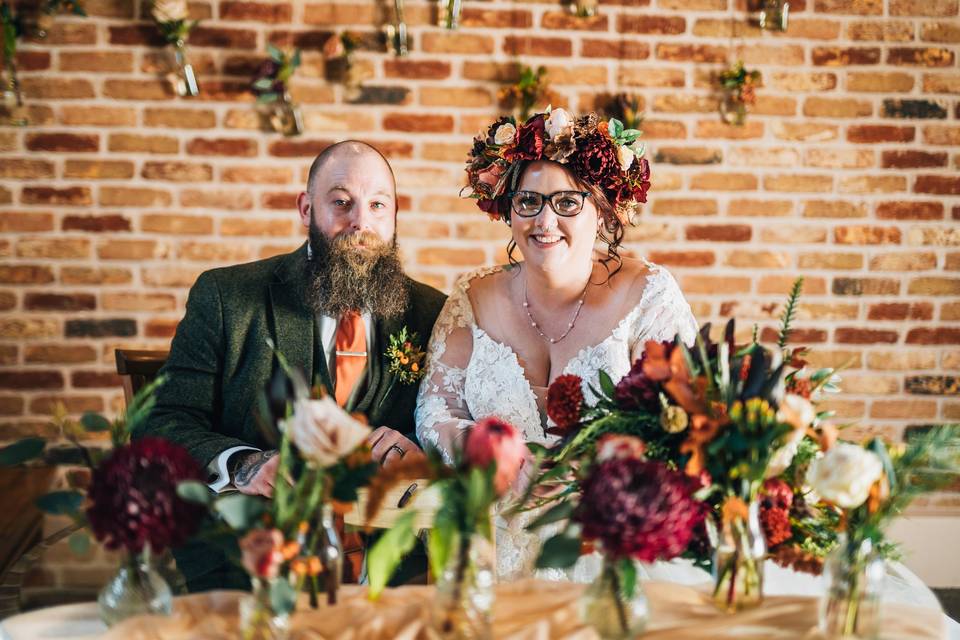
[414,109,698,582]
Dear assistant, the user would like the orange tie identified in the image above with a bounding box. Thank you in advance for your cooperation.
[334,312,367,407]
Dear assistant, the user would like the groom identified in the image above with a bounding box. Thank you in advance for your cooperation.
[136,140,446,592]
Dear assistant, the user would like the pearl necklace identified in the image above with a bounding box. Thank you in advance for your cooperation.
[523,275,590,344]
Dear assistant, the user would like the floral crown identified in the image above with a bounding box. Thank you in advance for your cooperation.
[464,108,650,224]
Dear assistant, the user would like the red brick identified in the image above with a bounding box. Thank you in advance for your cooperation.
[64,160,135,179]
[741,45,805,66]
[0,212,54,233]
[915,175,960,195]
[421,33,494,55]
[847,125,915,143]
[833,277,901,295]
[190,26,257,48]
[541,11,607,30]
[876,201,944,220]
[103,79,175,100]
[870,252,938,271]
[619,67,685,88]
[847,20,915,41]
[835,226,902,244]
[71,371,123,389]
[759,327,829,344]
[62,215,132,233]
[383,114,454,133]
[142,162,214,182]
[888,47,955,66]
[882,150,948,169]
[21,77,94,100]
[0,371,64,390]
[25,133,98,153]
[59,50,133,73]
[646,251,716,267]
[185,137,257,157]
[906,328,960,344]
[100,187,172,208]
[803,97,873,118]
[770,72,838,92]
[908,277,960,295]
[503,35,572,57]
[868,303,934,320]
[384,59,452,79]
[22,187,93,207]
[891,0,958,15]
[219,1,292,22]
[581,39,650,59]
[23,344,98,364]
[685,224,752,242]
[143,108,217,129]
[812,46,881,65]
[836,328,899,344]
[24,292,96,312]
[267,139,332,158]
[921,21,960,43]
[617,15,685,34]
[814,0,882,14]
[694,121,764,140]
[655,43,727,63]
[180,189,253,210]
[461,8,532,28]
[109,133,179,154]
[60,267,132,285]
[847,72,915,92]
[681,276,752,294]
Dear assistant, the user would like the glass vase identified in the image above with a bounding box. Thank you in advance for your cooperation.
[97,548,173,626]
[171,39,200,97]
[719,88,748,126]
[819,536,885,639]
[2,58,26,127]
[267,93,304,137]
[759,0,790,32]
[430,532,495,640]
[579,559,648,639]
[571,0,599,17]
[316,503,343,605]
[240,577,292,640]
[712,499,766,612]
[439,0,462,28]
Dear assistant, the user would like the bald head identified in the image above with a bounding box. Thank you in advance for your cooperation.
[306,140,396,196]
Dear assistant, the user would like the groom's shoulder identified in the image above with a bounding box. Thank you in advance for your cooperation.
[190,250,293,300]
[405,276,447,325]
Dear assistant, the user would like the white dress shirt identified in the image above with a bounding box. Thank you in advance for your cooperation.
[206,312,373,493]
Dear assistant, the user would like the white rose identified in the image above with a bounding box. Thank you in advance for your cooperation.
[152,0,189,23]
[280,397,371,467]
[493,123,517,146]
[777,393,816,431]
[765,426,805,478]
[806,442,883,509]
[617,144,634,171]
[544,107,573,139]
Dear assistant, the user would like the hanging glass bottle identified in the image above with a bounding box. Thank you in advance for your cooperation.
[171,38,200,97]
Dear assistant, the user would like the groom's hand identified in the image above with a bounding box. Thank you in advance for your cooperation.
[232,450,280,497]
[368,427,423,469]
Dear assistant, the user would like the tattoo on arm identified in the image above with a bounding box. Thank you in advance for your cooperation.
[233,450,278,487]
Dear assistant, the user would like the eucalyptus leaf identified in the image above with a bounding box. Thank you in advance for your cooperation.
[80,412,111,433]
[267,43,283,63]
[257,93,279,104]
[252,78,275,90]
[0,437,45,466]
[535,533,581,569]
[366,511,417,600]
[525,500,575,531]
[214,493,266,530]
[36,490,83,516]
[177,480,213,506]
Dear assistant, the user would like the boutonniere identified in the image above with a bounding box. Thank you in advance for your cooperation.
[379,327,426,407]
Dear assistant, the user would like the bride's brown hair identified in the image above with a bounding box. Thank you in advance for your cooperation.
[504,160,625,282]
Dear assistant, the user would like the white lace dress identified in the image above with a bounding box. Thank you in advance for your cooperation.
[414,262,699,583]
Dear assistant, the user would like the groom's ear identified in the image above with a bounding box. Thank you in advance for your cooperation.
[296,191,311,229]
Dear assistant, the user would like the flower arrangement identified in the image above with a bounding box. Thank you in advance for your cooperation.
[497,64,549,122]
[385,326,426,387]
[525,278,842,613]
[322,32,363,88]
[809,429,960,637]
[363,417,526,638]
[251,44,304,136]
[36,0,86,38]
[465,107,650,227]
[150,0,200,96]
[604,93,644,131]
[718,60,760,126]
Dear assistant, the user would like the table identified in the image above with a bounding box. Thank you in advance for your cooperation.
[2,578,952,640]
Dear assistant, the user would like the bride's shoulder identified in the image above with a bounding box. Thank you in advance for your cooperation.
[609,256,684,301]
[454,263,514,294]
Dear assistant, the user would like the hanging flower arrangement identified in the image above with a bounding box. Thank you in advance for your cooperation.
[717,61,761,126]
[497,65,549,122]
[251,44,304,136]
[150,0,200,97]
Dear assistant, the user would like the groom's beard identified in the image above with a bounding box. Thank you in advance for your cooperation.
[305,225,409,320]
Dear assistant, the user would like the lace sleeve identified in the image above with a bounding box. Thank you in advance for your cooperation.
[415,275,477,464]
[630,264,699,361]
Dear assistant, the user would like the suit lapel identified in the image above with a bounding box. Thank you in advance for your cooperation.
[268,244,326,391]
[353,311,405,418]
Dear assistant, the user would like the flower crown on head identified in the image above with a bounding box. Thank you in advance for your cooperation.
[464,107,650,224]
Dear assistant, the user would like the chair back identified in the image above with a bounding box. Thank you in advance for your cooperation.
[114,349,169,405]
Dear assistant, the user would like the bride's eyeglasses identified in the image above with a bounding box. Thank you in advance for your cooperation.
[508,190,592,218]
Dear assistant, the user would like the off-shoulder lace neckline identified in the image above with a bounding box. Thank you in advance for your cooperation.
[461,261,667,391]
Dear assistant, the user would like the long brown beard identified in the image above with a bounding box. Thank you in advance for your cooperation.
[305,225,409,319]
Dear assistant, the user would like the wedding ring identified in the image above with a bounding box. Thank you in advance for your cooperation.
[389,444,406,458]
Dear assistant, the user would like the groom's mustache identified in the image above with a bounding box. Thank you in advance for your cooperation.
[305,226,409,319]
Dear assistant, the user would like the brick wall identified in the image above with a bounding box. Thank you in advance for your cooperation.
[1,0,958,593]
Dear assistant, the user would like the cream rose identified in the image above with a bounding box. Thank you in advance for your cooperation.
[493,123,517,146]
[152,0,189,23]
[544,107,573,139]
[806,442,883,509]
[281,397,371,467]
[765,427,805,478]
[617,144,634,171]
[777,393,816,431]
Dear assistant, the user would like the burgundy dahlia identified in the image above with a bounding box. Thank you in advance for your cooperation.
[546,374,584,435]
[571,132,621,190]
[575,458,704,562]
[614,343,675,412]
[86,437,205,554]
[505,115,545,162]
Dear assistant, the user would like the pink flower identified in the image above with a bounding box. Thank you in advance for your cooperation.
[476,162,505,188]
[464,417,526,496]
[239,528,285,580]
[595,434,646,462]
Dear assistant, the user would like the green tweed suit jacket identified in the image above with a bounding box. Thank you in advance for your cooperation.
[135,243,446,590]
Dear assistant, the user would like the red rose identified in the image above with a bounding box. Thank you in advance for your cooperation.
[572,132,621,191]
[546,374,584,435]
[504,115,545,162]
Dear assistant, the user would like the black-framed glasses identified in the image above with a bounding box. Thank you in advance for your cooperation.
[507,190,591,218]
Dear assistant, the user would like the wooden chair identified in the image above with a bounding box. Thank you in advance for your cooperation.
[114,349,169,405]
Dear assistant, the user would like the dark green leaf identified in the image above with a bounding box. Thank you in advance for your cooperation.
[80,412,111,433]
[535,533,581,569]
[366,511,417,600]
[214,493,266,530]
[598,370,616,399]
[428,504,456,581]
[252,78,274,90]
[267,43,283,63]
[177,480,213,506]
[525,500,575,531]
[0,437,45,466]
[270,578,297,616]
[618,558,637,599]
[36,490,83,516]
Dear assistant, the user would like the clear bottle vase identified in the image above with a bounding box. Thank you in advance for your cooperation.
[97,548,173,626]
[172,39,200,97]
[579,559,648,639]
[759,0,790,32]
[719,88,748,126]
[440,0,462,28]
[267,93,304,137]
[316,503,343,605]
[2,58,27,126]
[819,535,885,639]
[240,577,292,640]
[712,499,766,612]
[430,533,495,640]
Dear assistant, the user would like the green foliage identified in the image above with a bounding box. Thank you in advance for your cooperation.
[36,490,83,517]
[536,532,581,569]
[777,277,804,351]
[366,511,417,600]
[0,437,45,466]
[718,60,761,90]
[177,480,213,506]
[213,493,268,530]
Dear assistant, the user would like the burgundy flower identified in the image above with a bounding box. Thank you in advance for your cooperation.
[546,374,584,435]
[575,458,704,562]
[761,478,794,511]
[614,342,675,412]
[571,132,621,190]
[86,437,205,554]
[504,115,545,162]
[760,507,792,547]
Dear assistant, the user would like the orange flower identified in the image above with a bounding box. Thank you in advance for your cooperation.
[307,556,323,576]
[867,472,890,515]
[290,558,308,577]
[598,120,609,135]
[721,496,749,525]
[281,540,301,561]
